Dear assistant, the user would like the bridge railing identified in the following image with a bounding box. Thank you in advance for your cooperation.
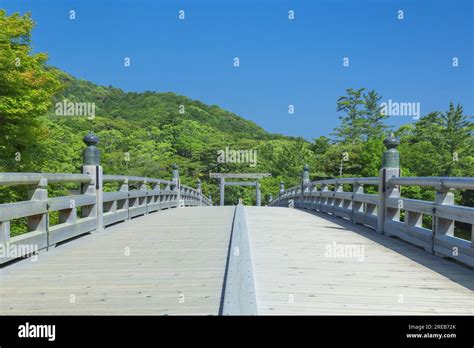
[272,177,380,229]
[101,176,208,228]
[270,136,474,268]
[385,177,474,266]
[0,173,97,264]
[0,133,210,265]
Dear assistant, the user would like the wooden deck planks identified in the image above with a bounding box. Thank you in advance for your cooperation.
[2,205,473,316]
[245,206,474,315]
[0,206,234,315]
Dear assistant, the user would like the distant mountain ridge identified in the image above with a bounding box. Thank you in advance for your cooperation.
[51,69,288,141]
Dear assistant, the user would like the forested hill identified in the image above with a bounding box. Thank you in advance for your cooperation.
[52,70,279,141]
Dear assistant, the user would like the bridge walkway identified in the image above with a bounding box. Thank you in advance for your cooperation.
[0,207,234,315]
[1,206,473,315]
[246,207,474,314]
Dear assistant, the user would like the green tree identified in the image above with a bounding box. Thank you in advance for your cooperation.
[0,10,61,171]
[333,88,390,144]
[441,102,472,176]
[398,105,473,177]
[333,88,366,144]
[363,90,390,139]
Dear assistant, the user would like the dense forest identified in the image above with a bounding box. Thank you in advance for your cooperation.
[1,10,473,238]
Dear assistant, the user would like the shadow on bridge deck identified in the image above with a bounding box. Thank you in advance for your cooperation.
[301,208,474,292]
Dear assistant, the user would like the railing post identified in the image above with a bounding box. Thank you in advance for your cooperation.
[377,133,400,234]
[471,227,474,247]
[255,180,261,206]
[153,181,160,211]
[296,187,302,208]
[279,180,285,207]
[172,164,181,208]
[140,180,148,214]
[180,186,186,207]
[164,182,171,208]
[321,182,329,212]
[0,221,10,245]
[309,184,317,210]
[303,185,311,209]
[433,188,455,248]
[27,177,48,237]
[220,177,225,206]
[352,183,364,223]
[120,178,130,220]
[197,179,202,206]
[209,194,212,206]
[82,132,104,232]
[334,182,343,216]
[301,164,310,208]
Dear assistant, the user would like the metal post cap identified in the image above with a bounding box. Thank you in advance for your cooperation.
[383,133,400,149]
[83,131,99,146]
[83,131,100,165]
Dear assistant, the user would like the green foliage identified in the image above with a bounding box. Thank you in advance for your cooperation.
[397,104,473,177]
[0,10,61,172]
[333,88,389,144]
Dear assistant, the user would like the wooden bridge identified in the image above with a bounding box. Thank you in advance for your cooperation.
[0,133,473,315]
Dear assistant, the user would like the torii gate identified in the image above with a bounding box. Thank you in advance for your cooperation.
[209,173,271,206]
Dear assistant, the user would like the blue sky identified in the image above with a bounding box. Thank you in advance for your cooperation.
[2,0,473,140]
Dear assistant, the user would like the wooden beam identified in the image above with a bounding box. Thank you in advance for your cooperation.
[209,173,271,179]
[224,181,257,187]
